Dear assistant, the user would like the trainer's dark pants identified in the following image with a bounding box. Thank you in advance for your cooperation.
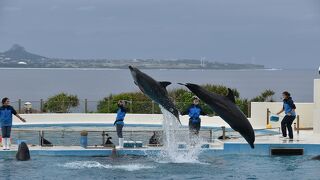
[281,115,296,139]
[189,120,201,135]
[1,126,12,138]
[116,124,124,138]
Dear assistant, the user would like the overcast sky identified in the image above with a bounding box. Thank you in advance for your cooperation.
[0,0,319,68]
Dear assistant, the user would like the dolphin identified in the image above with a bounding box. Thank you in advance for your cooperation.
[128,66,181,124]
[179,83,255,148]
[312,155,320,160]
[16,142,31,161]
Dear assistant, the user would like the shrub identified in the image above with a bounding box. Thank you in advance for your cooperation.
[43,93,79,113]
[97,84,274,117]
[97,92,161,113]
[251,89,275,102]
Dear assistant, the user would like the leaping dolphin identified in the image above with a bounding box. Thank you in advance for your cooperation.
[179,83,255,148]
[16,142,31,161]
[129,66,181,124]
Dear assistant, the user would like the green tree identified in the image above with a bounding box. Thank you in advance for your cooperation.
[43,93,79,113]
[96,84,274,117]
[250,89,275,102]
[243,89,275,117]
[97,92,161,113]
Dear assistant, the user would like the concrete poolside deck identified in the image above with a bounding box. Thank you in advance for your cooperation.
[1,130,320,157]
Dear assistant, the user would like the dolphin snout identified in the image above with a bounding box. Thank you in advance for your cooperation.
[241,133,255,149]
[128,66,134,71]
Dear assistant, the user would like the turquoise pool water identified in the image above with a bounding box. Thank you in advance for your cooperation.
[1,155,319,180]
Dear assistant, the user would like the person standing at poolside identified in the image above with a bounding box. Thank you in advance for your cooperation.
[114,100,127,149]
[181,96,208,136]
[0,97,26,150]
[277,91,296,139]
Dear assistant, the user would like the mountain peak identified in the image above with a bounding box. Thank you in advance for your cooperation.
[2,44,45,60]
[8,44,26,52]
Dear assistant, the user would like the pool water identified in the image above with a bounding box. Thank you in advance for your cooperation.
[1,155,319,180]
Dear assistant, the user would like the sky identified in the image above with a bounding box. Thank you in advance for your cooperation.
[0,0,319,69]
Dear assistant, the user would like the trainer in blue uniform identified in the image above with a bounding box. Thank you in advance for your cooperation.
[0,97,26,150]
[114,100,127,148]
[181,96,208,135]
[277,91,296,139]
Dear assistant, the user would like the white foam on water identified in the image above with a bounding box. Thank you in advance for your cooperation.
[59,161,155,171]
[155,106,204,164]
[60,161,111,169]
[113,164,155,171]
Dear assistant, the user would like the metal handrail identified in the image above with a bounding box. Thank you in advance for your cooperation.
[11,126,280,147]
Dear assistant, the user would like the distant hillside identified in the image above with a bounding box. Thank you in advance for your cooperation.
[0,44,265,69]
[1,44,45,60]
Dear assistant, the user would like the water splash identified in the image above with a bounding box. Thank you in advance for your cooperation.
[60,161,155,171]
[157,106,203,163]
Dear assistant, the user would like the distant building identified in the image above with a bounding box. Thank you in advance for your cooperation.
[18,61,27,65]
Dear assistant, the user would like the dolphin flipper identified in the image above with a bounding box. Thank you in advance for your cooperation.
[159,81,171,88]
[226,88,236,103]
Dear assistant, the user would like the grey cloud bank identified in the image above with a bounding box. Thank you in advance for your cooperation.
[0,0,319,69]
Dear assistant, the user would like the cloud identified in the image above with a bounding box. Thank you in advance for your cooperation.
[300,13,320,21]
[77,6,96,11]
[3,6,21,11]
[50,5,60,11]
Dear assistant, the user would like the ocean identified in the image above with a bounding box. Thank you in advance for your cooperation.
[0,68,318,102]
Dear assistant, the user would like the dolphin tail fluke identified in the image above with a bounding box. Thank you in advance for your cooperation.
[176,117,182,125]
[173,111,182,125]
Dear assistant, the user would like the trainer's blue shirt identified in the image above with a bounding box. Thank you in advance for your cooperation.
[0,105,17,127]
[183,104,206,124]
[189,105,201,119]
[283,98,296,116]
[115,106,126,125]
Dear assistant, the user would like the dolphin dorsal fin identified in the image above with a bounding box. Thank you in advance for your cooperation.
[159,81,171,88]
[226,88,236,103]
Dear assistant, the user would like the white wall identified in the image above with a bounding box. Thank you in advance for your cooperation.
[250,102,314,129]
[314,79,320,134]
[13,113,231,128]
[250,79,318,132]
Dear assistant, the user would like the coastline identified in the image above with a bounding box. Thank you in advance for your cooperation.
[0,67,282,71]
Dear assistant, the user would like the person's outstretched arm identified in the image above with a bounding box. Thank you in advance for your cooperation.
[121,106,127,113]
[15,114,26,122]
[200,106,208,116]
[180,106,190,115]
[277,106,284,115]
[11,107,26,122]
